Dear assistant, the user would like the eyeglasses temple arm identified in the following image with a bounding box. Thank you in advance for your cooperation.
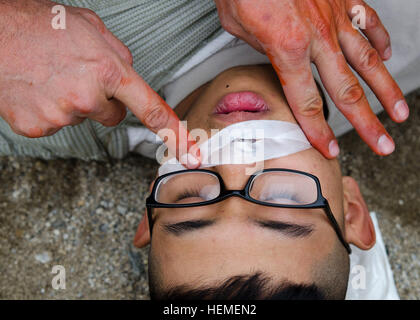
[324,202,352,254]
[147,205,154,237]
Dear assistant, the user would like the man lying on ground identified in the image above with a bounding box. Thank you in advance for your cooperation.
[133,64,380,300]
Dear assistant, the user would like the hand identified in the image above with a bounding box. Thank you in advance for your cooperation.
[214,0,409,157]
[0,0,200,167]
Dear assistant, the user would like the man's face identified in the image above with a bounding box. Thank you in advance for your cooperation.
[138,65,374,293]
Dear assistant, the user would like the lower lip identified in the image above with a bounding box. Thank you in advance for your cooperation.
[213,91,269,123]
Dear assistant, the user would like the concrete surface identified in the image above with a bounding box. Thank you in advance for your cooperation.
[0,90,419,300]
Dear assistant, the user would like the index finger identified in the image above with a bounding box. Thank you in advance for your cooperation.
[113,65,201,168]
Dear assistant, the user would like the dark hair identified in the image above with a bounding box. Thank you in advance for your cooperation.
[150,272,326,300]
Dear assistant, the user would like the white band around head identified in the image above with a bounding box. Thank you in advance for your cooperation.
[158,120,312,176]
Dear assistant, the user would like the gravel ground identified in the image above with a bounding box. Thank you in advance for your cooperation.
[0,90,419,300]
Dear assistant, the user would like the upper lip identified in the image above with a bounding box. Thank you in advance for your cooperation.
[214,91,269,115]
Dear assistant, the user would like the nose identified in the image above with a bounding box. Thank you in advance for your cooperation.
[215,195,253,221]
[213,164,258,190]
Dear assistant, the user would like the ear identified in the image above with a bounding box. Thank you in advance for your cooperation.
[342,176,376,250]
[133,210,151,248]
[133,181,154,248]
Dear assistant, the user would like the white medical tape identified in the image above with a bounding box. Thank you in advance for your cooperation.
[158,120,311,176]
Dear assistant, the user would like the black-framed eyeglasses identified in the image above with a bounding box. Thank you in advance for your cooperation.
[146,168,351,254]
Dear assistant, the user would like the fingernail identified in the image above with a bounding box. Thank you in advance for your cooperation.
[328,140,340,158]
[394,100,409,122]
[187,153,200,168]
[383,46,392,60]
[180,153,200,169]
[377,134,395,155]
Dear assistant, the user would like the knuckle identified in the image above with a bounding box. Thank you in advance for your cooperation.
[359,45,380,72]
[273,25,311,58]
[232,1,313,58]
[75,99,96,115]
[44,113,72,128]
[313,16,333,40]
[334,11,348,27]
[44,119,63,129]
[337,81,365,105]
[74,96,96,115]
[76,104,95,115]
[18,126,44,138]
[366,8,380,29]
[299,95,324,118]
[142,103,169,131]
[79,8,102,26]
[95,57,123,93]
[275,34,310,60]
[49,118,71,128]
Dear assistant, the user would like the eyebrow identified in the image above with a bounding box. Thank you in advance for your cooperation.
[162,218,314,238]
[162,219,216,235]
[254,219,315,238]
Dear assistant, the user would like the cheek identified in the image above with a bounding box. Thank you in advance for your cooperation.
[303,153,342,197]
[184,107,207,128]
[185,114,213,138]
